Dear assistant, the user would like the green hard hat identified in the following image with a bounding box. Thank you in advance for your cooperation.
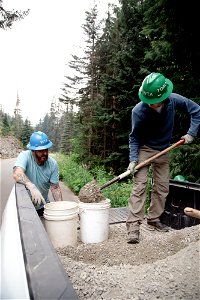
[138,72,173,104]
[174,175,187,182]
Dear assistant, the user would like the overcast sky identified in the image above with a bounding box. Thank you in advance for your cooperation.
[0,0,119,126]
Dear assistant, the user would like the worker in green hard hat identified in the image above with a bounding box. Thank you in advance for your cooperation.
[126,72,200,244]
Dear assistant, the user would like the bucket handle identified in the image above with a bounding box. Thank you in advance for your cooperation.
[78,210,86,216]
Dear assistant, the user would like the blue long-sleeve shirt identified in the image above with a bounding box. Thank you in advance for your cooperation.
[129,93,200,162]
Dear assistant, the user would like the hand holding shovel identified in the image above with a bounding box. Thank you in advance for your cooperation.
[99,139,185,191]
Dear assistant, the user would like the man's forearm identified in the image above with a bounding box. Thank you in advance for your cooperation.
[13,167,46,205]
[50,183,63,201]
[13,166,31,187]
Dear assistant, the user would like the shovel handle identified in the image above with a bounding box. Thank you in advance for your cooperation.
[135,139,185,170]
[99,139,185,191]
[99,170,131,190]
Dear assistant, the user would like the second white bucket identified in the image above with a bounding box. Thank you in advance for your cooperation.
[43,201,78,248]
[79,199,110,244]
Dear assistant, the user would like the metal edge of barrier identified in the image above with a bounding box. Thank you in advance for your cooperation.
[169,179,200,191]
[0,186,30,300]
[15,183,79,300]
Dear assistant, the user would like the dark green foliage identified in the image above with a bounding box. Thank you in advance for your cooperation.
[93,0,146,173]
[0,104,33,148]
[35,99,77,155]
[54,0,200,183]
[55,153,132,207]
[59,110,76,154]
[141,0,200,96]
[55,153,94,194]
[0,113,11,135]
[55,153,154,209]
[169,143,200,183]
[19,119,33,148]
[0,0,29,29]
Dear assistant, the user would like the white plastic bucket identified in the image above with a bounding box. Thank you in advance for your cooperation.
[43,201,78,248]
[78,199,110,244]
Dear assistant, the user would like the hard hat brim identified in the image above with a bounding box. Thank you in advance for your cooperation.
[26,141,53,150]
[138,78,173,104]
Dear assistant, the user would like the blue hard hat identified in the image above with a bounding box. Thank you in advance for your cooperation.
[27,131,53,150]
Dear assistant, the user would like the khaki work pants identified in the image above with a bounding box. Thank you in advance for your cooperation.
[126,146,169,233]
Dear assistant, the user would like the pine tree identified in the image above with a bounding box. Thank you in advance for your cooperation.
[60,5,102,164]
[13,93,23,139]
[141,0,200,96]
[0,0,29,29]
[35,99,64,151]
[91,0,146,172]
[20,119,33,147]
[59,109,74,154]
[0,107,11,136]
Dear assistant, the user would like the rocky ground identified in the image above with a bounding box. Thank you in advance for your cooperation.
[57,221,200,300]
[1,135,200,299]
[0,135,23,158]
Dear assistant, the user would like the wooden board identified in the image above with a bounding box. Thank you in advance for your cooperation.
[109,207,128,224]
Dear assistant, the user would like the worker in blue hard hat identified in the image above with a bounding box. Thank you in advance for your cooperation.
[13,131,63,215]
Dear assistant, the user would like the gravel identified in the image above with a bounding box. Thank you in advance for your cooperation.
[57,221,200,300]
[0,135,22,158]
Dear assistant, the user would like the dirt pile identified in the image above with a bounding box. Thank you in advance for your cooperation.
[57,222,200,300]
[0,135,23,159]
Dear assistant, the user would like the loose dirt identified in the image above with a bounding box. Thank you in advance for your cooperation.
[57,221,200,300]
[78,179,106,203]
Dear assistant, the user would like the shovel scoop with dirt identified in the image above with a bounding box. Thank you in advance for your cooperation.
[78,179,106,203]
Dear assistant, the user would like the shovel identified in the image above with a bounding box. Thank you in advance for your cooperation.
[99,139,185,191]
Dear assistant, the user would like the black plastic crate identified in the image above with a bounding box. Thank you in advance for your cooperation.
[160,179,200,230]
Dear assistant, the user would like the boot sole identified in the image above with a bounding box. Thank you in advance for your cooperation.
[147,224,169,232]
[127,239,139,244]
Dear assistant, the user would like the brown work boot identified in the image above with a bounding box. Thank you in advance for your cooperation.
[147,220,169,232]
[127,231,139,244]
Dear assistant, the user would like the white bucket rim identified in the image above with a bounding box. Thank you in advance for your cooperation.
[43,212,78,221]
[44,201,78,211]
[78,198,110,209]
[78,199,110,207]
[44,210,77,217]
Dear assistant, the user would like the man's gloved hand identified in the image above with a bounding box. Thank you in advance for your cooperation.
[26,182,46,206]
[181,134,194,144]
[127,161,137,175]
